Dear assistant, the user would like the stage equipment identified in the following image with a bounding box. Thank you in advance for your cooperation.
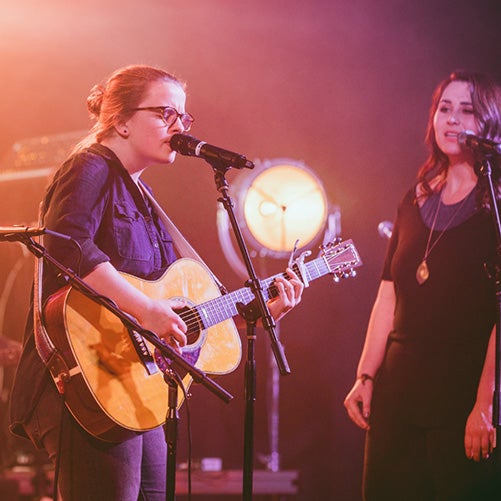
[0,130,87,182]
[217,158,339,280]
[0,131,86,475]
[377,220,393,240]
[458,131,501,156]
[227,158,328,258]
[217,158,336,473]
[171,133,254,170]
[0,130,87,379]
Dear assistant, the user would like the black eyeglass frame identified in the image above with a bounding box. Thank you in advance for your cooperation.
[130,106,194,131]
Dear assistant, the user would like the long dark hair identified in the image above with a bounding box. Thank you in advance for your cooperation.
[417,70,501,205]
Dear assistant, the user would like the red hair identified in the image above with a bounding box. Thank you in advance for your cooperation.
[73,65,185,152]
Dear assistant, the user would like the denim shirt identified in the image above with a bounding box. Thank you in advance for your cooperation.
[42,143,177,296]
[9,144,177,436]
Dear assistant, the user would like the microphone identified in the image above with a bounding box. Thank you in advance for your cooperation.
[378,221,393,240]
[0,226,72,242]
[457,131,501,155]
[170,133,254,169]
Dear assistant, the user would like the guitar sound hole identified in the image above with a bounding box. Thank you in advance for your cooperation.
[177,305,204,347]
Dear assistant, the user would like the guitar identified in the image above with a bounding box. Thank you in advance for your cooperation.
[43,239,361,441]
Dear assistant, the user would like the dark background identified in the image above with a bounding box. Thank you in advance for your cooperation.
[1,1,500,499]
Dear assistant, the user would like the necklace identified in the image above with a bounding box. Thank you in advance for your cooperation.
[416,186,471,285]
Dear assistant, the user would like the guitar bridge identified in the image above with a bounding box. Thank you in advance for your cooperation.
[128,329,159,375]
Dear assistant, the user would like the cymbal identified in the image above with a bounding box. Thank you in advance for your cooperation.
[0,336,22,367]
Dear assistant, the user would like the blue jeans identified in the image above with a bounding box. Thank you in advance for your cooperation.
[24,380,167,500]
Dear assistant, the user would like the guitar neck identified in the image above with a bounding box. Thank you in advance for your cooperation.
[187,255,330,330]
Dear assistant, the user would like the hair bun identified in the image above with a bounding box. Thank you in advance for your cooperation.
[87,84,105,119]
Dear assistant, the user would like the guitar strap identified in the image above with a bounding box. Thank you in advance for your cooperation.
[33,204,73,394]
[138,181,226,293]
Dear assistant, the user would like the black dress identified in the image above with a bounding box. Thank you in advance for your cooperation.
[364,187,499,500]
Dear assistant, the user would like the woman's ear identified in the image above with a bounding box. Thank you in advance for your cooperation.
[114,118,129,138]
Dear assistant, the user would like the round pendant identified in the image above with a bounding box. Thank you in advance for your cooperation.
[416,260,429,285]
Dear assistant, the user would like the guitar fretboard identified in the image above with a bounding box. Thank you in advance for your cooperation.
[182,241,359,334]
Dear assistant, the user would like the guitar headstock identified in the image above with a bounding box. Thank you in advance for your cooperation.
[321,239,362,282]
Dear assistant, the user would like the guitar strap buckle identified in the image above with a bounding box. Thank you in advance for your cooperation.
[47,351,71,394]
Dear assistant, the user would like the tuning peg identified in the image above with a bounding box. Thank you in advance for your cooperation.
[320,238,342,253]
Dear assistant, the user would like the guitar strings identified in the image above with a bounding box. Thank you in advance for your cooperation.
[178,280,281,333]
[174,250,351,336]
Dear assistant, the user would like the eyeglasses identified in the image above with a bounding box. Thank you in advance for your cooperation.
[130,106,194,131]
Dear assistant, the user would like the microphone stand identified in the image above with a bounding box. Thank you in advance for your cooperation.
[476,155,501,462]
[164,369,180,501]
[9,234,233,501]
[208,158,291,501]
